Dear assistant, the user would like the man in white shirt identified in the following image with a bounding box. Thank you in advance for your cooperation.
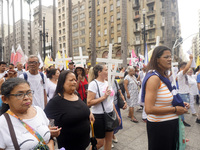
[177,54,193,127]
[15,62,25,77]
[19,55,47,109]
[0,62,7,79]
[68,61,74,71]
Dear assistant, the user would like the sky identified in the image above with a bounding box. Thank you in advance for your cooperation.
[1,0,200,57]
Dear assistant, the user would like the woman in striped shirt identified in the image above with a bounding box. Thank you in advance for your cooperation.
[144,46,188,150]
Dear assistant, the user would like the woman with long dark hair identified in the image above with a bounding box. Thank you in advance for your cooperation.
[142,46,188,150]
[44,70,94,150]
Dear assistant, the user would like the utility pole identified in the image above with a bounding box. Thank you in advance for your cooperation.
[91,0,96,66]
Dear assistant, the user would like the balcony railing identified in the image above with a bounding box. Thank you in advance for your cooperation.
[146,0,155,4]
[133,15,140,20]
[147,24,156,30]
[134,41,141,45]
[133,3,140,9]
[147,10,156,17]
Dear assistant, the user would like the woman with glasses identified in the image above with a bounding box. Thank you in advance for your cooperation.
[0,78,54,150]
[142,46,188,150]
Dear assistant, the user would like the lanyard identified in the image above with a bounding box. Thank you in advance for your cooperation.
[6,110,46,145]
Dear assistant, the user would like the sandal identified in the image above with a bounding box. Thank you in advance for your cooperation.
[130,118,139,123]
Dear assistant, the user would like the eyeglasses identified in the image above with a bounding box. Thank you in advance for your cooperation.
[28,61,38,65]
[8,90,34,100]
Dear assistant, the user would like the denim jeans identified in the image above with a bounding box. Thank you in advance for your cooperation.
[179,93,190,121]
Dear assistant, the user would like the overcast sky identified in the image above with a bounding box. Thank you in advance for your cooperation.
[1,0,200,56]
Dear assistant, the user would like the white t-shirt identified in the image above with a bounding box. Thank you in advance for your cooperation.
[188,75,199,95]
[0,106,50,150]
[177,70,190,94]
[0,71,6,79]
[46,79,57,101]
[19,71,47,109]
[88,80,114,114]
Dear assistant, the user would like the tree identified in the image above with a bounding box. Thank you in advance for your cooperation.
[7,0,11,62]
[68,0,73,58]
[1,0,4,61]
[53,0,56,59]
[11,0,16,49]
[20,0,23,51]
[24,0,37,55]
[91,0,96,66]
[121,0,127,67]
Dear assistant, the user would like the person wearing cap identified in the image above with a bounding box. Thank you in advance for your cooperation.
[74,65,88,103]
[68,62,75,71]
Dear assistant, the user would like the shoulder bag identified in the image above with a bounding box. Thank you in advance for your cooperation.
[114,80,125,109]
[94,80,119,130]
[6,110,49,150]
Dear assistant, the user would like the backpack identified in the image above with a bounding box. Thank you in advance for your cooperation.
[23,72,45,84]
[118,79,125,95]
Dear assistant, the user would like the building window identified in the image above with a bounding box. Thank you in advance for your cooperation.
[80,13,85,19]
[80,21,85,27]
[104,40,107,46]
[149,31,155,39]
[97,9,100,16]
[62,7,65,12]
[89,22,91,28]
[62,21,65,26]
[58,9,61,14]
[148,5,154,12]
[110,4,113,11]
[104,17,107,24]
[60,44,62,49]
[73,23,78,29]
[110,15,114,22]
[59,23,61,28]
[59,30,61,35]
[98,41,101,47]
[136,34,140,41]
[97,0,100,5]
[111,27,114,33]
[74,47,79,53]
[80,5,85,11]
[117,12,120,19]
[59,37,61,42]
[63,43,66,48]
[63,36,65,41]
[103,0,106,3]
[117,24,121,31]
[80,29,85,35]
[104,7,107,13]
[72,7,78,14]
[73,39,79,45]
[81,38,85,44]
[117,0,120,7]
[135,22,139,30]
[98,30,101,36]
[104,29,107,35]
[97,20,100,26]
[73,31,79,37]
[62,14,65,19]
[89,11,92,18]
[63,29,65,34]
[118,36,121,43]
[73,15,78,22]
[111,38,114,44]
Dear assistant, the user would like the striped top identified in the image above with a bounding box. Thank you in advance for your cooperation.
[147,81,178,122]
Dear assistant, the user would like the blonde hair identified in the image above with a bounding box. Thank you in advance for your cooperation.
[88,67,95,83]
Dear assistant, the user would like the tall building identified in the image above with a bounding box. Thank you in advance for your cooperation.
[33,5,57,58]
[58,0,180,60]
[4,20,30,62]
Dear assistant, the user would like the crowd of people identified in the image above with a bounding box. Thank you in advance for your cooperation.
[0,45,200,150]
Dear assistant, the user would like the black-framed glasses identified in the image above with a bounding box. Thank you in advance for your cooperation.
[28,61,38,65]
[8,90,34,100]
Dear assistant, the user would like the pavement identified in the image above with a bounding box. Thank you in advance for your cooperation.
[86,104,200,150]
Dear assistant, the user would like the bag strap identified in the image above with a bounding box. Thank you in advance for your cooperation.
[114,80,119,91]
[94,80,105,112]
[6,110,46,145]
[4,113,20,150]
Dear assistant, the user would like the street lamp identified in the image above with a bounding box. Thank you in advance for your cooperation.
[39,16,48,60]
[141,8,147,56]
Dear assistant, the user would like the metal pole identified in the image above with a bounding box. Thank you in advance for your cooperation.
[51,37,53,57]
[143,13,146,56]
[43,17,46,60]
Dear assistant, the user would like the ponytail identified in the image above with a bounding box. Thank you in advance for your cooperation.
[88,67,95,83]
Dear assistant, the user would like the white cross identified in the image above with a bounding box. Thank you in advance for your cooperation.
[127,53,137,66]
[96,44,123,90]
[73,47,89,67]
[48,49,72,70]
